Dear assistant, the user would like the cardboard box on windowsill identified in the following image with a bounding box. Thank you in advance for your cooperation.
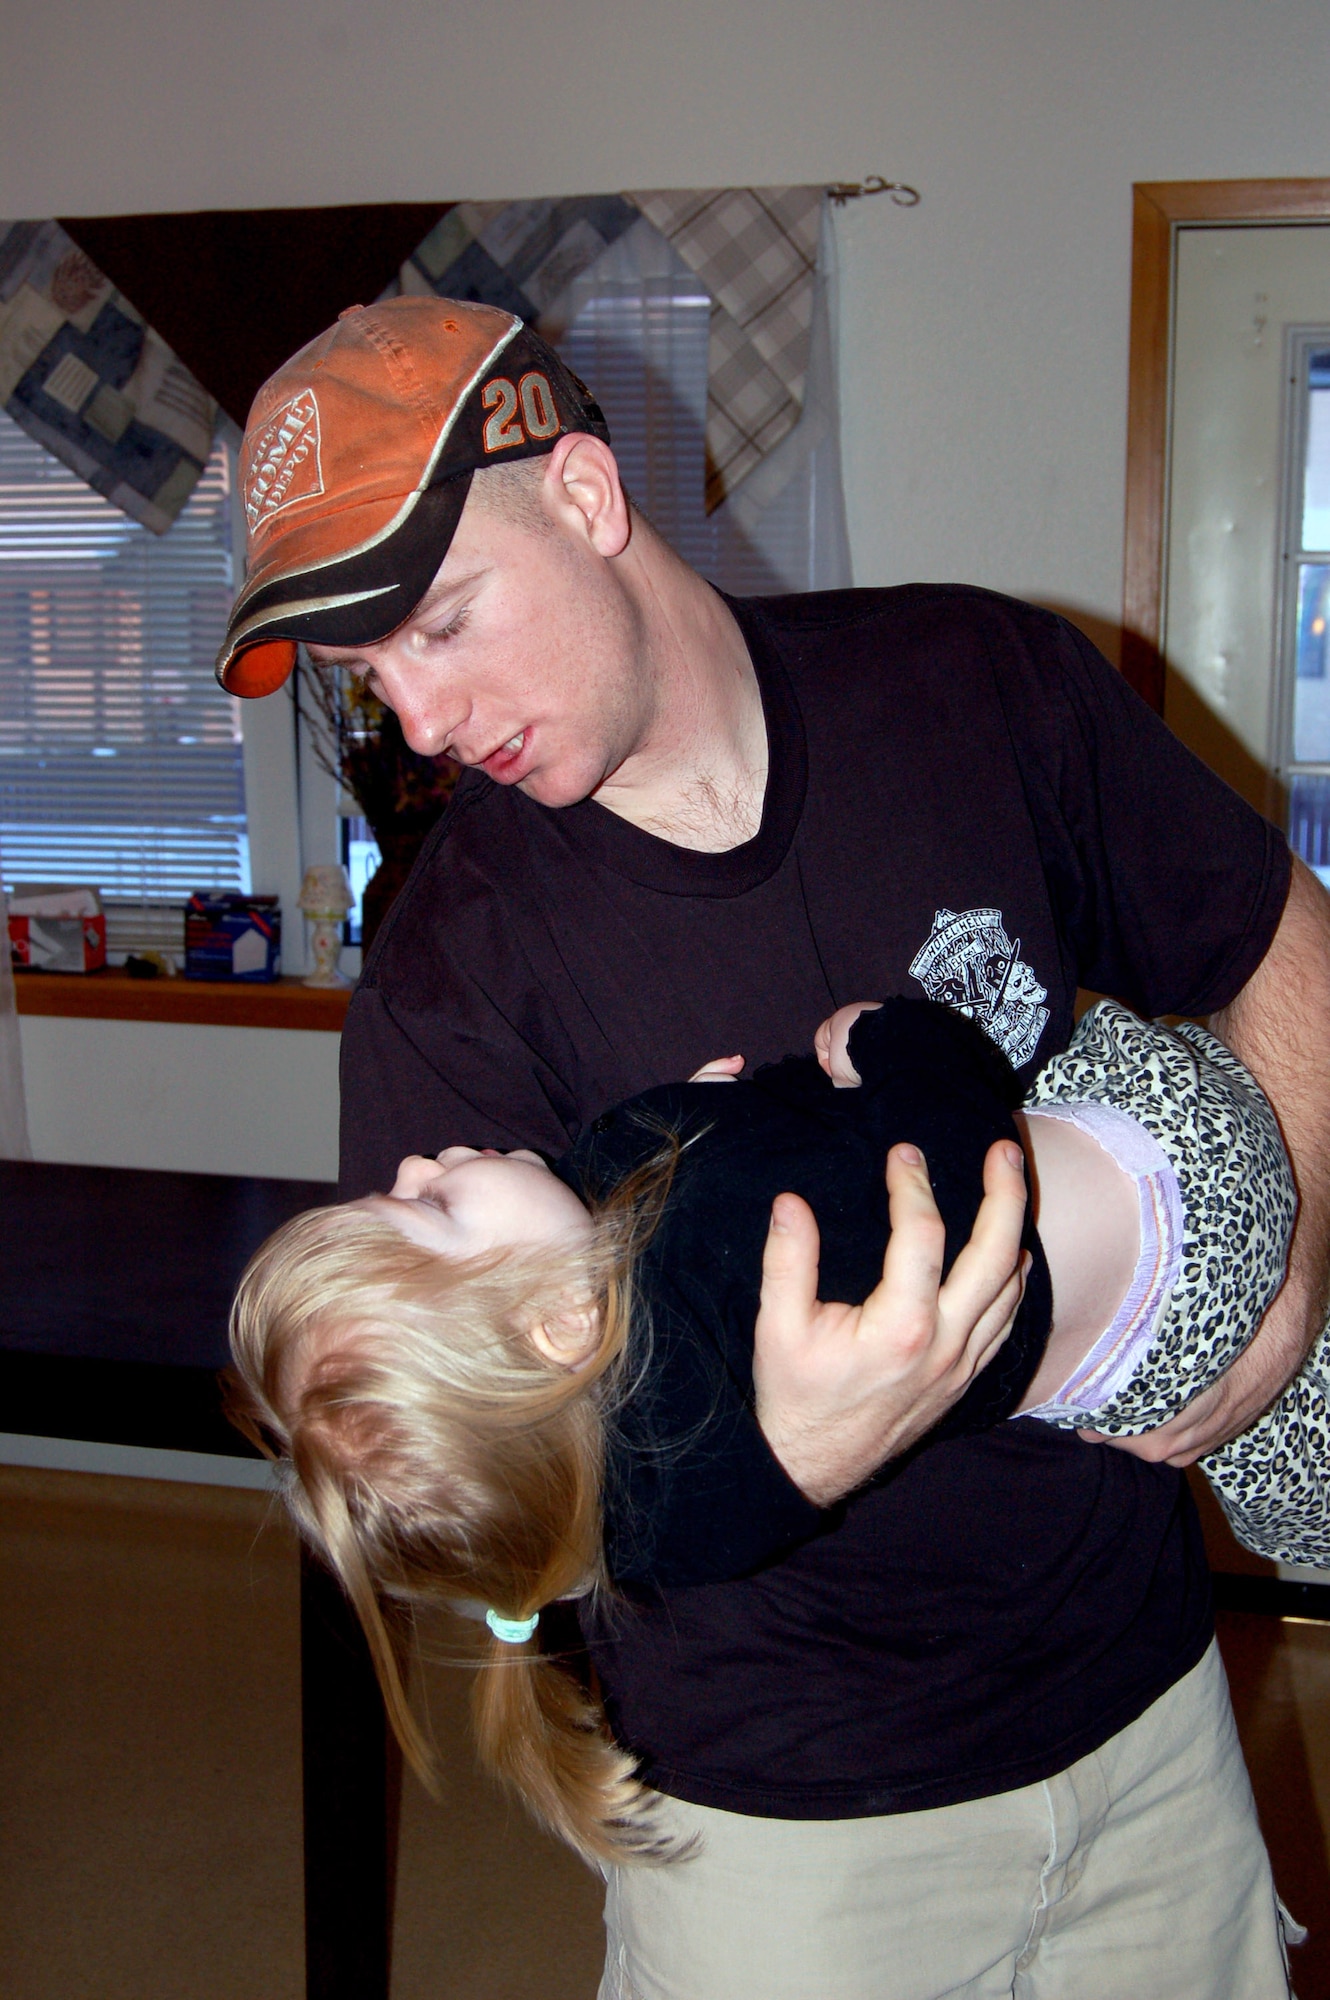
[8,885,107,973]
[184,893,282,982]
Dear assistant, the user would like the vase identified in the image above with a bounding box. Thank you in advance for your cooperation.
[360,838,424,955]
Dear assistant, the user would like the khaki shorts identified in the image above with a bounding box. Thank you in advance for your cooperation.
[599,1642,1302,2000]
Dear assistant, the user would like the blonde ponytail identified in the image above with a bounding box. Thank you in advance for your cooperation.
[226,1142,678,1867]
[472,1631,661,1861]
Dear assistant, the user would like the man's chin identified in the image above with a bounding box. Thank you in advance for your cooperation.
[515,766,601,810]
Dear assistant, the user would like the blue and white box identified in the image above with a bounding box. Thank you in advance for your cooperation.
[184,893,281,982]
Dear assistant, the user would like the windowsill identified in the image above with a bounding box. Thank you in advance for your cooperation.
[11,968,352,1032]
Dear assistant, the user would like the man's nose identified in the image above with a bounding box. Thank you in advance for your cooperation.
[373,660,465,758]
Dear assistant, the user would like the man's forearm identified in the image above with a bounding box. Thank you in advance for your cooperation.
[1211,856,1330,1378]
[1089,856,1330,1466]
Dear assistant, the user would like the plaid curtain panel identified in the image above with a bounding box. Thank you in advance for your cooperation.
[0,220,217,534]
[395,185,826,512]
[630,187,823,509]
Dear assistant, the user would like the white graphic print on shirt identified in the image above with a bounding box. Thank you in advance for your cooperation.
[909,907,1050,1067]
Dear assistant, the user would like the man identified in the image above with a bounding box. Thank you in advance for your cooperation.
[218,296,1328,1996]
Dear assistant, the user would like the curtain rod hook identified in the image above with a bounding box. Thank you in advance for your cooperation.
[827,177,921,208]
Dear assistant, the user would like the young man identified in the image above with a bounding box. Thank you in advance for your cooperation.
[218,296,1329,1995]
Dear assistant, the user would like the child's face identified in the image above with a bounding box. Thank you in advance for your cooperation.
[369,1147,594,1260]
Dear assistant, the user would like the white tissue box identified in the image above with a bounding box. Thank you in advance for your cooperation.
[8,883,107,973]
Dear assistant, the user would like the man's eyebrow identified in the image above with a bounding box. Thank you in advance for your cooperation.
[308,645,371,669]
[411,568,486,620]
[305,570,485,669]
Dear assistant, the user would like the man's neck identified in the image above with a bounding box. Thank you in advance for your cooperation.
[592,540,768,852]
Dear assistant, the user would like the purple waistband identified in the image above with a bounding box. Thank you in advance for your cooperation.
[1018,1102,1184,1420]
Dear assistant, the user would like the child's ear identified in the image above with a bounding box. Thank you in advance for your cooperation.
[528,1301,602,1371]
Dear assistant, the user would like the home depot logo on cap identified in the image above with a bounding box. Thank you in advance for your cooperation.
[245,389,324,530]
[215,297,610,698]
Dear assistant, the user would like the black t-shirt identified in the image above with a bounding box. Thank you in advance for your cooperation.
[341,584,1291,1816]
[567,998,1053,1590]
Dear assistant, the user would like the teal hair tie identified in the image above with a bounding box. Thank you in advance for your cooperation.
[486,1607,539,1644]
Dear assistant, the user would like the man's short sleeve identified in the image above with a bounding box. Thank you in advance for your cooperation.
[992,608,1292,1019]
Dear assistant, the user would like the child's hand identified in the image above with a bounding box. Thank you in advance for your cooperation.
[689,1054,745,1082]
[814,1003,883,1086]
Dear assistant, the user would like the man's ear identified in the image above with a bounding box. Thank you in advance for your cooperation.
[542,434,631,558]
[528,1298,602,1371]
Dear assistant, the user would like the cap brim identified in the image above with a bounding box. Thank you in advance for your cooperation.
[215,476,473,695]
[222,638,301,698]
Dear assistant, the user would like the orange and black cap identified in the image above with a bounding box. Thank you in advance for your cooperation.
[215,297,610,697]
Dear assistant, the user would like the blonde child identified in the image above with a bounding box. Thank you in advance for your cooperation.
[228,996,1321,1868]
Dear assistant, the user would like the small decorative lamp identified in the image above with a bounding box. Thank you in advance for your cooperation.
[298,864,354,989]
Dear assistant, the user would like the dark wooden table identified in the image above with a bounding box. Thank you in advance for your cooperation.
[0,1159,395,2000]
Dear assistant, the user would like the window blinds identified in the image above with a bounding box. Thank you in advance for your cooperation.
[553,218,838,595]
[0,409,247,900]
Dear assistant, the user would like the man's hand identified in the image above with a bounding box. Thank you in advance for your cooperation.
[753,1139,1030,1505]
[1077,1331,1293,1465]
[1087,857,1330,1468]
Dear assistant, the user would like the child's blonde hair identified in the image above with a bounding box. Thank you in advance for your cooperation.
[226,1147,676,1867]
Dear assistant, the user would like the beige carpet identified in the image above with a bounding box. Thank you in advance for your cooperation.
[2,1463,1328,1998]
[0,1465,603,2000]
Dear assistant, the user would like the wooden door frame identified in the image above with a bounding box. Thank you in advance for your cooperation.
[1122,178,1330,711]
[1123,184,1330,1614]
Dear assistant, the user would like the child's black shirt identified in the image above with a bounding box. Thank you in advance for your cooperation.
[565,997,1052,1590]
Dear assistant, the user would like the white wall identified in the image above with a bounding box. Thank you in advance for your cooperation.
[6,0,1329,1171]
[18,1014,340,1182]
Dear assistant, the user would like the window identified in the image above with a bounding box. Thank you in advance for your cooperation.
[557,264,718,569]
[1278,336,1330,889]
[342,813,381,942]
[0,409,246,900]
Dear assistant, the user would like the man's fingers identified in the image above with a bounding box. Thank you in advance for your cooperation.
[1079,1377,1230,1468]
[974,1138,1029,1244]
[936,1140,1027,1328]
[857,1144,947,1333]
[1079,1418,1205,1467]
[756,1191,823,1346]
[1081,1335,1284,1466]
[960,1254,1028,1358]
[986,1136,1028,1195]
[1079,1426,1184,1464]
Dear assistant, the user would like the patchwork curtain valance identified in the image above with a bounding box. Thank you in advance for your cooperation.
[0,218,218,533]
[0,187,827,532]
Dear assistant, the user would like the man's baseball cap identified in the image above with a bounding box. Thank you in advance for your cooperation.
[215,297,611,697]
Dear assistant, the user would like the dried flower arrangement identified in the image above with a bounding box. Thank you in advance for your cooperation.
[295,662,458,948]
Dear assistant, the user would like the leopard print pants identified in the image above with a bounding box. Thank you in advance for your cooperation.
[1028,1000,1330,1568]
